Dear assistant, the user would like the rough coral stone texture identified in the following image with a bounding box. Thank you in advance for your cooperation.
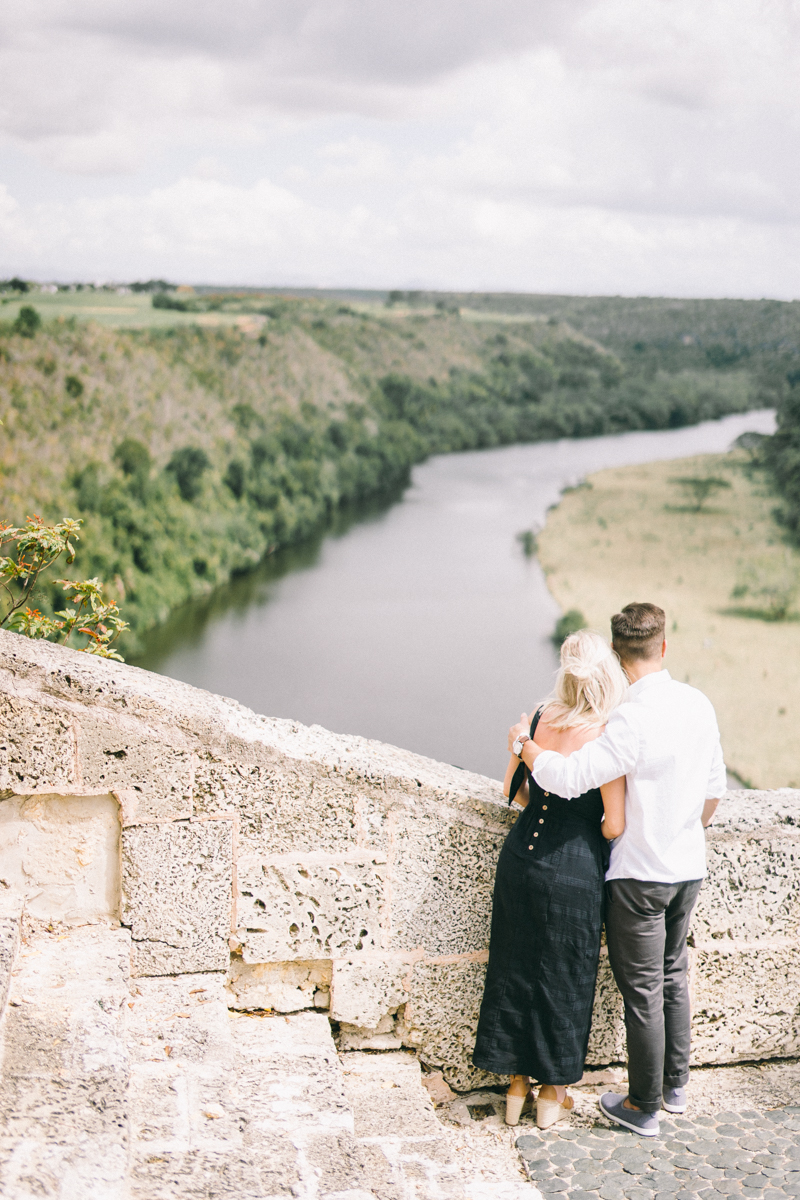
[0,695,76,793]
[585,951,626,1066]
[399,956,503,1092]
[225,957,332,1012]
[388,804,511,955]
[690,940,800,1063]
[76,713,193,823]
[193,752,362,853]
[122,819,233,975]
[236,853,388,963]
[329,955,414,1027]
[695,826,800,942]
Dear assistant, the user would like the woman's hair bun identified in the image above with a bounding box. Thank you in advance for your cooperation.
[541,628,628,729]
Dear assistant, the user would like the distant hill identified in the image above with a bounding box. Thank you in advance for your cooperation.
[0,291,786,651]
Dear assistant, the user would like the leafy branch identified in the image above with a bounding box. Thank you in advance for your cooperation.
[0,516,128,659]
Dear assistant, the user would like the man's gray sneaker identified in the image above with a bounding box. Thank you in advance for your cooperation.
[663,1085,687,1113]
[599,1092,660,1137]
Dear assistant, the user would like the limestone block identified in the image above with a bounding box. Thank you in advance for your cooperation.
[330,954,412,1027]
[389,806,511,956]
[337,1013,404,1051]
[122,819,233,975]
[126,973,234,1069]
[236,853,388,963]
[0,793,120,925]
[690,940,800,1064]
[585,951,625,1066]
[0,925,131,1200]
[340,1050,442,1139]
[0,695,76,792]
[127,972,272,1199]
[76,714,193,823]
[694,825,800,942]
[225,956,332,1012]
[398,955,503,1092]
[193,753,363,853]
[0,889,22,1015]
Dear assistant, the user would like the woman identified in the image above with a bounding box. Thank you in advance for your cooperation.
[472,630,627,1128]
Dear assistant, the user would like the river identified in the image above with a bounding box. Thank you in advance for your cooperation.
[136,409,776,780]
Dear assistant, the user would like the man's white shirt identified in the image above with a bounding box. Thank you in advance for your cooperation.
[531,670,726,883]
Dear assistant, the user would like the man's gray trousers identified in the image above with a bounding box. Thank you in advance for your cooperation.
[605,877,703,1114]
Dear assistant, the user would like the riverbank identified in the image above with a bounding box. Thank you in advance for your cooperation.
[538,450,800,788]
[0,294,774,653]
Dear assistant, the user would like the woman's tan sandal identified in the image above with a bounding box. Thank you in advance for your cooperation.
[536,1092,574,1129]
[505,1088,533,1126]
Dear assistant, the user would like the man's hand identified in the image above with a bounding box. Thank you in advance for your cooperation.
[508,713,530,753]
[702,797,721,827]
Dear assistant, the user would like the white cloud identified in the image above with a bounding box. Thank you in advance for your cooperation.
[0,0,799,294]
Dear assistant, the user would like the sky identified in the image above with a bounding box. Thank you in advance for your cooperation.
[1,0,799,296]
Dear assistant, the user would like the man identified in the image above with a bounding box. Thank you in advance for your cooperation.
[510,602,725,1137]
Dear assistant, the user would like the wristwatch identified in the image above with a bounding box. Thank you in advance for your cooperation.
[512,734,530,758]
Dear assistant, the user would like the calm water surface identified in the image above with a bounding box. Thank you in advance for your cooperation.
[137,410,776,779]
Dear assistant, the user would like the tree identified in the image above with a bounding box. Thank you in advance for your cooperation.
[552,609,586,645]
[13,306,41,338]
[732,431,767,462]
[129,279,172,293]
[114,437,152,477]
[224,459,246,499]
[0,516,128,658]
[65,374,84,398]
[152,292,189,311]
[167,446,211,501]
[516,529,538,557]
[669,475,731,511]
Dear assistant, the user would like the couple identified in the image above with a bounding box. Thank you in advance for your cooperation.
[472,602,726,1137]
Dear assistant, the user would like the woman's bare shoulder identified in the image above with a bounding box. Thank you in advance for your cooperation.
[536,712,606,754]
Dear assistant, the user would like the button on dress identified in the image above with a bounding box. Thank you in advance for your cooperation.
[472,709,608,1084]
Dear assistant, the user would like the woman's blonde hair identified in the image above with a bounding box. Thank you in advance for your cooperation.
[540,629,628,730]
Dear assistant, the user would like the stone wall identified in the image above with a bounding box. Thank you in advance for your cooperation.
[0,630,797,1090]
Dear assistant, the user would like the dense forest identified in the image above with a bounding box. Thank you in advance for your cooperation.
[765,377,800,545]
[0,291,795,652]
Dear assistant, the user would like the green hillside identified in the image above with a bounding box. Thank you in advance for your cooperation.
[0,291,782,652]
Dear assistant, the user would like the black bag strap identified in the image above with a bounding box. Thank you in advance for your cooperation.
[508,707,543,806]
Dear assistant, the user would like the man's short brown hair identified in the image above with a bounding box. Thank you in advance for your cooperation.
[611,602,666,662]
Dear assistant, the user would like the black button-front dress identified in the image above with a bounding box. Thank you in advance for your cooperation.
[472,708,608,1084]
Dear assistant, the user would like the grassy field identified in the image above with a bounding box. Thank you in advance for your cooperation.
[538,452,800,789]
[0,289,257,330]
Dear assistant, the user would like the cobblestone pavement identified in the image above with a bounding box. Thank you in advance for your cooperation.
[515,1105,800,1199]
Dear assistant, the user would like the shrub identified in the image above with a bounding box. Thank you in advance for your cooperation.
[65,374,84,398]
[552,609,586,645]
[13,306,41,337]
[730,552,800,621]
